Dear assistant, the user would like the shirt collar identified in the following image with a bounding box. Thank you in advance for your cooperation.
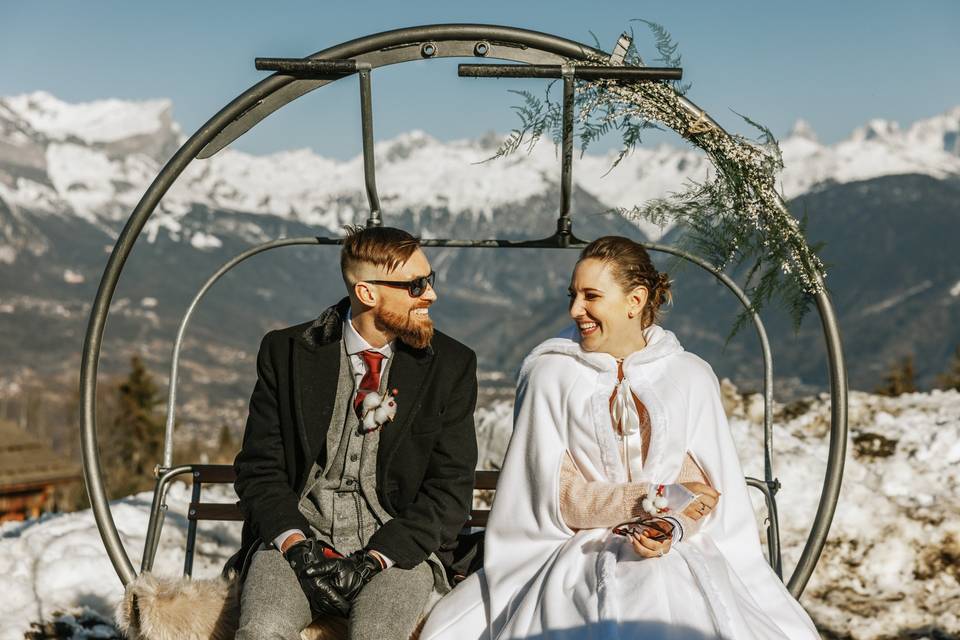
[344,308,394,358]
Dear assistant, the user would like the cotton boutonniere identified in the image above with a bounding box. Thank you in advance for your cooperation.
[359,389,398,433]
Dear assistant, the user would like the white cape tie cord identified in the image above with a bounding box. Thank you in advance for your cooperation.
[421,325,819,640]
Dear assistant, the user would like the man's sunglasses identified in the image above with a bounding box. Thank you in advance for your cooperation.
[365,271,436,297]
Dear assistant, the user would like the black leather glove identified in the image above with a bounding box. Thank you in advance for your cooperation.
[318,550,384,601]
[284,538,352,618]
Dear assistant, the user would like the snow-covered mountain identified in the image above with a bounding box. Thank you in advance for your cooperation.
[1,92,959,427]
[3,387,958,639]
[1,91,958,249]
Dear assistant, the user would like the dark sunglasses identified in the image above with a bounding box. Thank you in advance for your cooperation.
[366,271,436,297]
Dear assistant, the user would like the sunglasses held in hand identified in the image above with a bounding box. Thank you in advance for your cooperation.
[613,517,675,543]
[366,271,436,297]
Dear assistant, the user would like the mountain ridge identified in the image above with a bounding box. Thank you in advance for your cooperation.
[1,93,959,434]
[1,92,957,245]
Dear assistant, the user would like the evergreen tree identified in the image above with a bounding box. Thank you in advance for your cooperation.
[101,356,165,499]
[217,423,234,451]
[875,354,917,397]
[937,345,960,391]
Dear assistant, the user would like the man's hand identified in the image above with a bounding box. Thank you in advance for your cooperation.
[284,539,352,618]
[680,481,720,521]
[316,550,384,601]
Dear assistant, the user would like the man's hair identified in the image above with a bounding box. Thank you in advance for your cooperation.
[340,225,421,285]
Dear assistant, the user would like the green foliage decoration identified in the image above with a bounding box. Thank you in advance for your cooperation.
[492,21,827,330]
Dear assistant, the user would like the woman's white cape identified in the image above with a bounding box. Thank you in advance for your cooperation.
[422,326,819,640]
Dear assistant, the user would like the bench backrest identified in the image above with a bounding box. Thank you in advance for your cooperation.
[186,464,499,527]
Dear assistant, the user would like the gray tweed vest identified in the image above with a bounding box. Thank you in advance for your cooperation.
[296,340,448,592]
[298,340,393,554]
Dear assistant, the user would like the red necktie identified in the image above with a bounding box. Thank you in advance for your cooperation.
[354,350,385,416]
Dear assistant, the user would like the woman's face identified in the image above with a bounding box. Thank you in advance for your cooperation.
[568,258,648,357]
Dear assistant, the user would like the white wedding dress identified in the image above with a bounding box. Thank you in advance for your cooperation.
[421,326,820,640]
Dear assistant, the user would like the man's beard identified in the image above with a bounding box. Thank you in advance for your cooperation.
[375,305,434,349]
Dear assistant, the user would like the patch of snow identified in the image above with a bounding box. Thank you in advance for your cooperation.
[860,280,933,316]
[950,280,960,297]
[0,245,16,264]
[0,483,240,640]
[62,269,84,284]
[140,297,158,308]
[190,231,222,250]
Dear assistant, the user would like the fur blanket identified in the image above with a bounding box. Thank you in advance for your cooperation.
[115,572,349,640]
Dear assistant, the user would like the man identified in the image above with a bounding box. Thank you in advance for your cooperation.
[233,226,478,640]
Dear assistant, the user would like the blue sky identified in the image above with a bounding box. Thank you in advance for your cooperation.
[3,1,958,159]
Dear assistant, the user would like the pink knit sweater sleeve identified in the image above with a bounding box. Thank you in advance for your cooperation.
[558,452,649,529]
[558,451,712,531]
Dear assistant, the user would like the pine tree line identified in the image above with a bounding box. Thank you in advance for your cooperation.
[875,345,960,397]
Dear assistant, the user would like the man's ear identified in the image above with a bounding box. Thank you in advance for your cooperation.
[353,281,378,308]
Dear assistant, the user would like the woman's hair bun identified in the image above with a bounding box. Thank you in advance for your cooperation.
[655,272,673,306]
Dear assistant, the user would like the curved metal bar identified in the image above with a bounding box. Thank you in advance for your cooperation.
[154,235,781,576]
[787,280,847,596]
[199,24,609,159]
[645,242,781,573]
[161,238,324,468]
[79,24,845,592]
[746,477,783,577]
[140,465,193,573]
[79,24,609,587]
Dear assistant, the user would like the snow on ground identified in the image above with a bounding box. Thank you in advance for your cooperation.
[1,389,958,638]
[727,388,960,638]
[0,483,241,640]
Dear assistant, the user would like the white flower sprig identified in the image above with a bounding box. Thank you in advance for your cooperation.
[359,389,398,433]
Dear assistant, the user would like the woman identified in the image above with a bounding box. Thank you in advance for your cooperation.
[421,236,820,639]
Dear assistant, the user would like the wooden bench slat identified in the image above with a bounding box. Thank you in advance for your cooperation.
[474,470,499,490]
[189,502,244,521]
[188,464,499,489]
[192,464,237,484]
[186,465,498,528]
[465,510,489,528]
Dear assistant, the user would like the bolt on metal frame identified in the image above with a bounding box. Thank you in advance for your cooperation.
[79,24,846,598]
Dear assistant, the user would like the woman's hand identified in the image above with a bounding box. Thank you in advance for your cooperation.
[629,526,672,559]
[680,482,720,521]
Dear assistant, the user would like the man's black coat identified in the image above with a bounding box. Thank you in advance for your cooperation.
[232,298,478,574]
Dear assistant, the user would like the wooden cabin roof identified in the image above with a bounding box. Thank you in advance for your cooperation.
[0,420,81,491]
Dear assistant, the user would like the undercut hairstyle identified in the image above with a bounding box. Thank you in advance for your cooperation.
[340,225,421,286]
[579,236,673,328]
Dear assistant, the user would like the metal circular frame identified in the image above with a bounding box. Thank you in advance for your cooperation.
[79,24,846,596]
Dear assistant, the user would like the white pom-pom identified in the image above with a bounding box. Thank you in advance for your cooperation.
[653,496,668,510]
[362,412,378,431]
[374,406,391,423]
[362,392,381,410]
[641,498,655,514]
